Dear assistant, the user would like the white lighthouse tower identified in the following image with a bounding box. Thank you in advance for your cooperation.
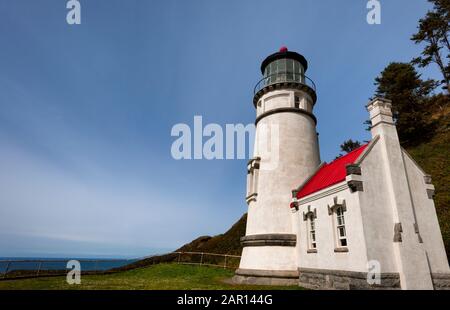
[234,47,321,285]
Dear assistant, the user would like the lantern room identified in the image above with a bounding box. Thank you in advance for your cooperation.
[261,46,308,84]
[253,47,316,106]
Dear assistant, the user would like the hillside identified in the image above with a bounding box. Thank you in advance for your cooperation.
[405,104,450,259]
[176,213,247,255]
[117,214,247,270]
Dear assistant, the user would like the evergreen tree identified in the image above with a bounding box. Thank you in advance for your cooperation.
[334,139,362,160]
[411,0,450,93]
[340,139,362,154]
[373,62,436,145]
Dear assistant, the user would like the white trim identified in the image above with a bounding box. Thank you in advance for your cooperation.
[400,147,428,176]
[354,135,379,165]
[298,181,348,205]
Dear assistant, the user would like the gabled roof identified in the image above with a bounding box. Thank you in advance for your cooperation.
[296,144,369,199]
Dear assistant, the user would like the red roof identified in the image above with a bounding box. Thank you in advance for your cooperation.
[296,144,368,199]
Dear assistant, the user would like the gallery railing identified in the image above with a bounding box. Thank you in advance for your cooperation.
[254,73,317,95]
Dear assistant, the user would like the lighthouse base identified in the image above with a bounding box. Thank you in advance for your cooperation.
[232,268,299,286]
[236,238,298,285]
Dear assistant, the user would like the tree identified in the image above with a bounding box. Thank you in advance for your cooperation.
[335,139,362,160]
[411,0,450,93]
[373,62,436,145]
[340,139,362,154]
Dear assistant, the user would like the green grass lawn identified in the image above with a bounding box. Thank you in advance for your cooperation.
[0,263,303,290]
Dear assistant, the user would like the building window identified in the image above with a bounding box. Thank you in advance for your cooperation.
[294,95,300,108]
[303,206,317,252]
[308,215,317,249]
[246,157,260,204]
[335,206,347,247]
[257,100,263,114]
[328,197,348,251]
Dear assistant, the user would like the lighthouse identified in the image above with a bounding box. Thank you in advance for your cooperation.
[234,47,321,285]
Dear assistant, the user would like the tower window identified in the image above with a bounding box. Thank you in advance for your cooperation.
[294,96,300,108]
[335,206,347,247]
[246,157,260,204]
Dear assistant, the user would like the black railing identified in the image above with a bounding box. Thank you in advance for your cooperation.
[174,252,241,269]
[254,73,316,95]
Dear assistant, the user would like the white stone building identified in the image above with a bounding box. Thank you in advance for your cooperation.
[233,47,450,289]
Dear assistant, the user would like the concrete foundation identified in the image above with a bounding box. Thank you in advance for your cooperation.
[232,268,299,286]
[298,268,401,290]
[431,273,450,290]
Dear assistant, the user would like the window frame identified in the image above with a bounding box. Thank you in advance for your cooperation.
[327,198,349,251]
[335,206,347,247]
[245,157,260,203]
[307,214,317,250]
[303,206,317,253]
[294,95,300,109]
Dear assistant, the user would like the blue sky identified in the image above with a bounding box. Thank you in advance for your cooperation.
[0,0,440,258]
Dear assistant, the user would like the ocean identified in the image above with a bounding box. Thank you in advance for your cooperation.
[0,257,139,275]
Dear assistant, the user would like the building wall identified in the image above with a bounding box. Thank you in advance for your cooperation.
[246,88,319,236]
[239,246,298,271]
[241,88,320,273]
[402,150,449,273]
[367,99,434,289]
[357,141,399,273]
[246,111,319,235]
[295,182,369,272]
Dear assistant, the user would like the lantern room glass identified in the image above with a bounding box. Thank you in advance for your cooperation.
[263,58,305,85]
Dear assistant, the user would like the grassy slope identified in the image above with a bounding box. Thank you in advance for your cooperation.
[0,264,301,290]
